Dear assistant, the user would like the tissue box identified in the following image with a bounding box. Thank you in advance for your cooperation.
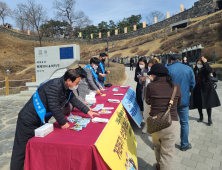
[85,98,96,104]
[35,123,54,138]
[85,95,96,104]
[89,92,96,97]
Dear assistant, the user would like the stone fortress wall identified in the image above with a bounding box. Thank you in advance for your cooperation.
[0,0,220,44]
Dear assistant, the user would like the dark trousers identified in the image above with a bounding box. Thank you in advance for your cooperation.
[198,108,212,121]
[130,64,133,71]
[10,117,39,170]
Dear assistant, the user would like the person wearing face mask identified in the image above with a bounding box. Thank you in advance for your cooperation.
[96,53,110,88]
[190,57,221,126]
[61,68,91,116]
[145,63,182,170]
[10,68,100,170]
[139,59,158,133]
[78,57,102,101]
[135,57,148,121]
[182,56,189,66]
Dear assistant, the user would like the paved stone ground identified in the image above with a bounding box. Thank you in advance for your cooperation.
[0,101,26,170]
[0,101,56,170]
[125,67,222,170]
[0,67,222,170]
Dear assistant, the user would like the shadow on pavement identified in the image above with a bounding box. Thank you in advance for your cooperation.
[189,116,198,121]
[129,119,154,150]
[138,157,156,170]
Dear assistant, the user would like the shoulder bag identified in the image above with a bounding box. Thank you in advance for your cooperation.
[146,86,177,134]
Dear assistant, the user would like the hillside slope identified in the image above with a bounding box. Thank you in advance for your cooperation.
[0,10,222,76]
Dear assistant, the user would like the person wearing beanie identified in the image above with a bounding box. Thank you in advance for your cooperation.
[145,63,182,170]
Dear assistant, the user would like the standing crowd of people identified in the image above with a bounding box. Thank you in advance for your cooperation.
[134,54,221,170]
[10,51,221,170]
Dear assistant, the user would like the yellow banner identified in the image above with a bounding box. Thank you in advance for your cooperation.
[95,103,138,170]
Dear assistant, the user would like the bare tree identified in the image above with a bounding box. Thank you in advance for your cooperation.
[0,1,12,25]
[22,0,47,46]
[53,0,92,36]
[14,4,27,31]
[146,10,166,26]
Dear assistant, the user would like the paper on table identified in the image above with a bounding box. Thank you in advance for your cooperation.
[113,94,124,96]
[107,99,120,103]
[92,104,104,111]
[120,86,128,88]
[98,110,112,114]
[112,88,119,92]
[92,117,109,123]
[102,107,114,110]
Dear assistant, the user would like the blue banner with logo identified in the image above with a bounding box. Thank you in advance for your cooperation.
[121,87,143,128]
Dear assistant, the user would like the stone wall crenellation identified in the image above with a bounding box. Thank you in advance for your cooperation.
[0,0,217,44]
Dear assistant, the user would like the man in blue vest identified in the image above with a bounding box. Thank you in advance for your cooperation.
[167,54,195,151]
[96,53,110,87]
[10,68,99,170]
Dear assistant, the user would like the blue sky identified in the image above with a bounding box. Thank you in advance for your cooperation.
[4,0,196,28]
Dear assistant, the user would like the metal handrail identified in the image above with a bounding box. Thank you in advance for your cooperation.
[9,79,33,82]
[0,75,36,96]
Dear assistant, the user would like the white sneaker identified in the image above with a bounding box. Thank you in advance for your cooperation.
[142,125,147,134]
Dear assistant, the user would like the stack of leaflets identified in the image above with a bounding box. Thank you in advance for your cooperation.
[67,115,82,123]
[112,88,119,92]
[107,99,120,103]
[68,114,91,131]
[92,104,104,111]
[92,117,109,123]
[98,110,112,114]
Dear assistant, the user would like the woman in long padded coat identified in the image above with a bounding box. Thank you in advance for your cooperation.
[190,57,221,126]
[134,57,148,120]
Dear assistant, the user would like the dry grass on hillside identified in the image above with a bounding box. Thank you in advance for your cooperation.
[111,53,122,59]
[160,21,222,61]
[137,50,149,56]
[130,47,139,53]
[1,9,222,80]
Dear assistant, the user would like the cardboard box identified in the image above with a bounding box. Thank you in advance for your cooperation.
[35,123,54,138]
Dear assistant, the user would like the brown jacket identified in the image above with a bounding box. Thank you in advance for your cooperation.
[146,77,182,121]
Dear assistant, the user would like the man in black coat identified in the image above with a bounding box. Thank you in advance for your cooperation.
[96,53,110,87]
[130,58,134,71]
[10,68,99,170]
